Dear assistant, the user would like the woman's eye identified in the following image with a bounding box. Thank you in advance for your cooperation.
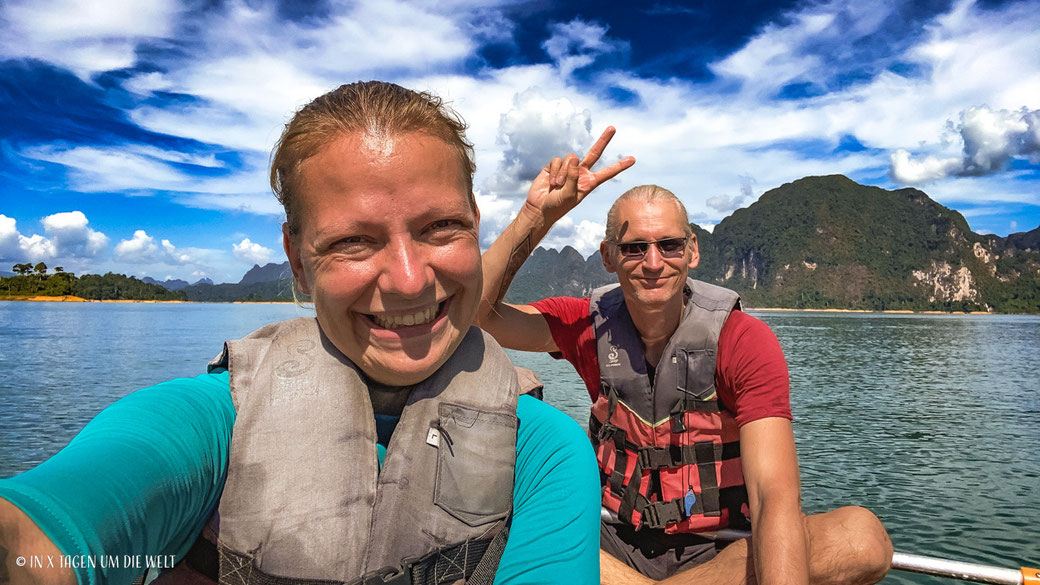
[330,237,370,252]
[428,219,460,231]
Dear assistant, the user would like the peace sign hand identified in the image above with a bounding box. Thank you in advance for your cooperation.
[525,127,636,225]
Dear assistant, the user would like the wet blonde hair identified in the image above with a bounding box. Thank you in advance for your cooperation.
[271,81,476,237]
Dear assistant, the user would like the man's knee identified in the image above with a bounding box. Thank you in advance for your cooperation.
[831,506,892,584]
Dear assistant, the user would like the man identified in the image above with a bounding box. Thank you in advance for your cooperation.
[477,133,893,584]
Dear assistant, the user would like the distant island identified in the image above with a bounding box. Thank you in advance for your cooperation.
[3,176,1038,312]
[0,262,296,303]
[0,264,188,301]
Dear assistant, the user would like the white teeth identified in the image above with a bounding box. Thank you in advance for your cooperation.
[371,305,438,329]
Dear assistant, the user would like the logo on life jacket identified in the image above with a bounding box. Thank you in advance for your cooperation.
[606,344,620,367]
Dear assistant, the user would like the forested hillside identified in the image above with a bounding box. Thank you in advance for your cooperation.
[504,176,1040,313]
[8,176,1036,312]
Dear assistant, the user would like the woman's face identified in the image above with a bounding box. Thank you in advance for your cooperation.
[284,131,481,386]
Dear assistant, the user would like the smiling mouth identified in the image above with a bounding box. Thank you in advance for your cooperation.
[365,300,447,330]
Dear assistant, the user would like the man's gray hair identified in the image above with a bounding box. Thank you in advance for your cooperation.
[603,184,693,242]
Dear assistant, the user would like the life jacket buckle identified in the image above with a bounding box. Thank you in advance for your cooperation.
[362,565,413,584]
[636,448,651,469]
[671,413,687,433]
[640,498,686,530]
[641,502,660,529]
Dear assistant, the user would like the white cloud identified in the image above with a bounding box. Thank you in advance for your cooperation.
[0,215,26,261]
[0,212,108,264]
[540,217,607,257]
[707,176,756,212]
[5,0,1040,265]
[16,234,58,260]
[122,71,174,95]
[474,189,522,250]
[114,230,160,263]
[22,145,199,192]
[710,13,828,96]
[484,88,594,198]
[960,107,1040,173]
[19,144,279,213]
[176,192,285,216]
[233,238,273,265]
[542,19,627,78]
[0,0,180,79]
[40,211,109,258]
[124,0,477,154]
[0,216,56,263]
[916,174,1039,208]
[890,107,1040,184]
[889,149,962,184]
[114,230,194,264]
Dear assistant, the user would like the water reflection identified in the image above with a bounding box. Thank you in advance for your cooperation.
[2,304,1038,583]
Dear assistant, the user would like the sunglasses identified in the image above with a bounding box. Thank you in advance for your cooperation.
[615,237,688,259]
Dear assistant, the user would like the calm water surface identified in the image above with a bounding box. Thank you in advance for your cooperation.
[1,302,1037,583]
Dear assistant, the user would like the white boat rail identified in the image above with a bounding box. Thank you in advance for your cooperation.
[599,510,1038,584]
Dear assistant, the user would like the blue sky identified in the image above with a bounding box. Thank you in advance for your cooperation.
[1,0,1038,283]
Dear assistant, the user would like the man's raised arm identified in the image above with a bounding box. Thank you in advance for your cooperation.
[477,127,634,351]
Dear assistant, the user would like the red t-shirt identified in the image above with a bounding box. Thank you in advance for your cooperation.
[530,296,792,426]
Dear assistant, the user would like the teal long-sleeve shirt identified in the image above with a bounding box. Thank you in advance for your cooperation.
[0,371,601,585]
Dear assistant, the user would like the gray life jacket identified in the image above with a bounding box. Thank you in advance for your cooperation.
[588,279,751,533]
[167,318,519,585]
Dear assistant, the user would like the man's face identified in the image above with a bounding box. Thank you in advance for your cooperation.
[601,199,699,309]
[284,131,481,386]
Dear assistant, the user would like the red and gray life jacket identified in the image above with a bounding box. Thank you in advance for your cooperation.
[589,279,751,534]
[156,318,519,585]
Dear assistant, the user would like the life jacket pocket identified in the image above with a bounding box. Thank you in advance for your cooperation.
[433,402,517,526]
[676,348,717,400]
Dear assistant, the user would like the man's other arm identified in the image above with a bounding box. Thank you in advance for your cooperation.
[741,418,809,585]
[726,313,806,585]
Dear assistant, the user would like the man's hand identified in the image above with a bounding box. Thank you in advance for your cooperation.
[477,126,634,348]
[523,126,636,226]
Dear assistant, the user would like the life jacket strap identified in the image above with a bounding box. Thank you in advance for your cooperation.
[634,484,752,531]
[694,441,721,517]
[673,396,721,414]
[609,427,631,499]
[635,441,741,470]
[354,533,506,585]
[214,532,504,585]
[616,456,644,524]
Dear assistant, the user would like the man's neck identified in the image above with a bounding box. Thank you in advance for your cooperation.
[630,295,685,368]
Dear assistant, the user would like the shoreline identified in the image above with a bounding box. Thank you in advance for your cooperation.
[0,295,186,303]
[746,307,995,315]
[0,296,1013,315]
[0,296,294,304]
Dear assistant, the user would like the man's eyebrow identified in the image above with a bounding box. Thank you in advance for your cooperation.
[617,235,686,243]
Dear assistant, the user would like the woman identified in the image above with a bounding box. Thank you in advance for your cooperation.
[0,81,627,585]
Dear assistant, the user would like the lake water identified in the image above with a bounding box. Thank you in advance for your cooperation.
[1,301,1037,583]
